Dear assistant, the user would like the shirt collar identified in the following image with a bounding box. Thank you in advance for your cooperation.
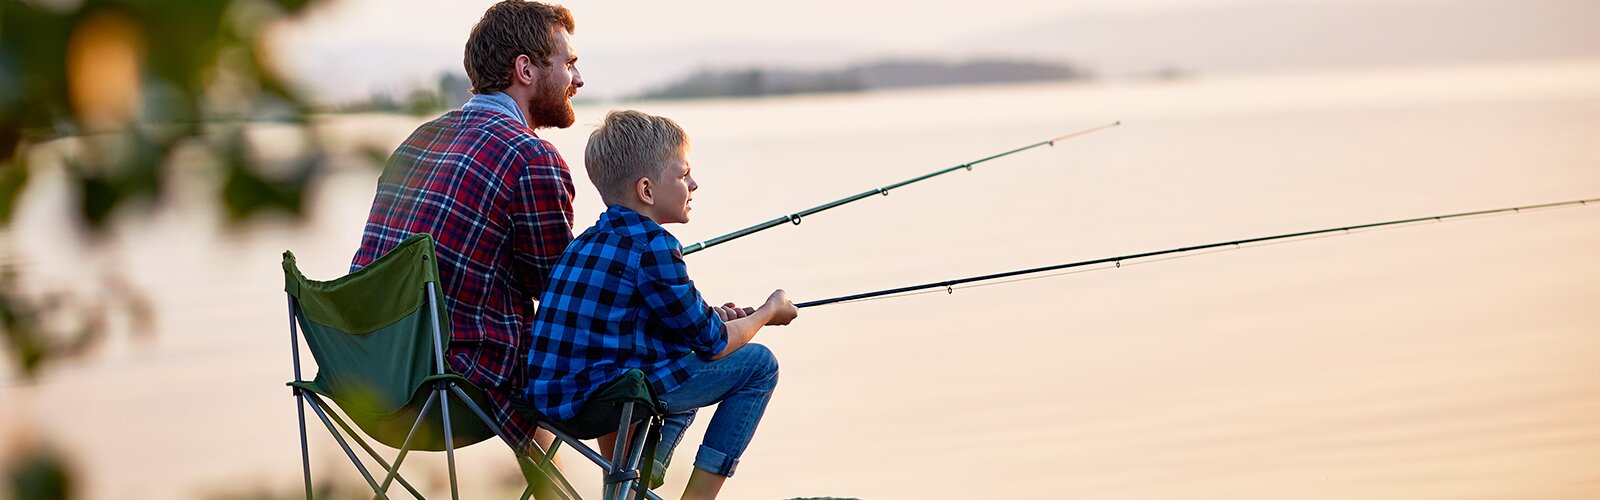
[598,205,663,236]
[461,91,527,126]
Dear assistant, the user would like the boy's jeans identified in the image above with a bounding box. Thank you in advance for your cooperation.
[651,343,779,482]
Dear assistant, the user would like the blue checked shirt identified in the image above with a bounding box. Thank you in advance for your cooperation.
[524,205,728,421]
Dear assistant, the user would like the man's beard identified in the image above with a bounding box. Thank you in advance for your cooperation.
[527,84,575,129]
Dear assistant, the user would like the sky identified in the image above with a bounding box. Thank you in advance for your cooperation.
[267,0,1595,102]
[275,0,1305,54]
[267,0,1358,100]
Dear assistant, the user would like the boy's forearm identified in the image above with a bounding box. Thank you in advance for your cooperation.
[711,306,775,360]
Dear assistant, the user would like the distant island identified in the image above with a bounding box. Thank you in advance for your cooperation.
[635,58,1091,100]
[330,59,1098,112]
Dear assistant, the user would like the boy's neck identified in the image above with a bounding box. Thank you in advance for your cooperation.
[615,200,661,224]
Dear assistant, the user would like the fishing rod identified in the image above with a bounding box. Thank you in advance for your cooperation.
[680,121,1122,256]
[795,197,1599,308]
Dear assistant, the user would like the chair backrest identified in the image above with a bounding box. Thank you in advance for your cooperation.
[283,232,450,420]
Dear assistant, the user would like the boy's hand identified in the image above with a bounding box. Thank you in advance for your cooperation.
[764,289,798,326]
[713,302,754,321]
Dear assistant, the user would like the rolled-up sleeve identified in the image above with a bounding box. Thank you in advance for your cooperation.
[636,234,727,358]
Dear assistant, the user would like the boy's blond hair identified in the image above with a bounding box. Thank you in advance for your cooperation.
[585,110,688,204]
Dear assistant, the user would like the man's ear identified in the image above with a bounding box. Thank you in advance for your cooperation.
[513,54,537,86]
[634,177,654,206]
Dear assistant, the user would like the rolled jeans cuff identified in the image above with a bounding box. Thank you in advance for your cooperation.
[693,444,739,477]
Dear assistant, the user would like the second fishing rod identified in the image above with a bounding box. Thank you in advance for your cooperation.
[793,197,1600,308]
[679,121,1121,255]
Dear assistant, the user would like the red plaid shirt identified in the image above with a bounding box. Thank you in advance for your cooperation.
[352,108,574,448]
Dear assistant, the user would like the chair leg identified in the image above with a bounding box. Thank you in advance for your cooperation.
[515,453,579,500]
[539,422,629,497]
[541,423,610,468]
[296,390,313,500]
[423,283,462,500]
[304,396,386,498]
[378,391,439,495]
[439,382,459,500]
[310,394,426,499]
[289,297,314,499]
[533,446,582,500]
[442,385,578,499]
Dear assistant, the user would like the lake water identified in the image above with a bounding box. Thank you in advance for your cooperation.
[3,58,1599,499]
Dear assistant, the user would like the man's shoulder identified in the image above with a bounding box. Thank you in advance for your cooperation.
[406,110,560,162]
[466,110,560,156]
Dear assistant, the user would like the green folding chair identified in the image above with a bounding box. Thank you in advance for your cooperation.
[283,233,667,500]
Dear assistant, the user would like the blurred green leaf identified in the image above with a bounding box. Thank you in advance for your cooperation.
[0,292,47,377]
[4,444,74,500]
[4,1,345,496]
[65,130,168,229]
[218,129,317,220]
[0,142,29,224]
[1,0,336,378]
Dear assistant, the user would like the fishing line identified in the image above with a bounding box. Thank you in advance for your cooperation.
[680,121,1121,255]
[796,197,1599,308]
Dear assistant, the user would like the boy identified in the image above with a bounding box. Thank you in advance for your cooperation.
[524,110,798,500]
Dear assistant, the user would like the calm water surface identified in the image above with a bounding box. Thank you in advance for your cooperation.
[3,59,1599,499]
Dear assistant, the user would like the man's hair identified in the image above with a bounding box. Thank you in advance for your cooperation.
[585,110,689,203]
[464,1,576,95]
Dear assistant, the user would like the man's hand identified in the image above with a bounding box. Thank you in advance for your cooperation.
[763,290,798,326]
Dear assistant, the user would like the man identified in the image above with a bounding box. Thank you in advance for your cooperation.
[350,0,582,458]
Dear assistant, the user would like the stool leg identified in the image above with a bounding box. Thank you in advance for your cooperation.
[620,414,652,499]
[606,403,636,500]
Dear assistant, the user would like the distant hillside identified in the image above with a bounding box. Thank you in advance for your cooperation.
[636,67,863,100]
[636,59,1089,100]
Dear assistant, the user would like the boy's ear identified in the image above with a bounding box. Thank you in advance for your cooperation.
[634,177,654,206]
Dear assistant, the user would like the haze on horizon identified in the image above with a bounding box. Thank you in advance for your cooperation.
[272,0,1600,103]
